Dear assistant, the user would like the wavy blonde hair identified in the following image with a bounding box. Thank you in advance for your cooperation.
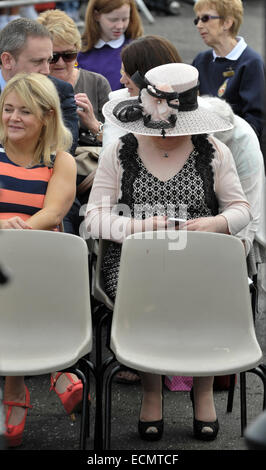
[194,0,243,37]
[81,0,143,52]
[37,9,81,50]
[0,73,72,166]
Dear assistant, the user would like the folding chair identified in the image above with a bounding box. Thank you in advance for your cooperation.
[103,231,264,449]
[0,230,95,449]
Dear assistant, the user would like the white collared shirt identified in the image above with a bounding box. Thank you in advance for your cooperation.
[212,36,247,61]
[94,34,125,49]
[0,68,6,91]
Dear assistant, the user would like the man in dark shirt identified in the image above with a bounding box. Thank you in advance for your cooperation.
[0,18,79,155]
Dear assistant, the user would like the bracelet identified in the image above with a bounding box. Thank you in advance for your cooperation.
[95,121,104,137]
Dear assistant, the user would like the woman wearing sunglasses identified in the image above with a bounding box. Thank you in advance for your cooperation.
[37,9,111,141]
[192,0,265,141]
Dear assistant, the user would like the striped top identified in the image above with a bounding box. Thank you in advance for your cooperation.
[0,145,54,221]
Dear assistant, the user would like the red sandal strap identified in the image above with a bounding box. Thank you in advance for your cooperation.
[3,400,32,409]
[50,372,63,391]
[3,386,32,409]
[50,372,82,392]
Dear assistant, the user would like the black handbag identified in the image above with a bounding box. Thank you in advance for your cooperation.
[78,128,102,147]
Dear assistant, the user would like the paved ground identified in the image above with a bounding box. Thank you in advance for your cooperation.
[1,0,266,463]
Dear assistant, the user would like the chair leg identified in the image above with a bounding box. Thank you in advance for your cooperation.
[250,274,258,322]
[240,372,247,436]
[65,367,89,450]
[78,369,89,450]
[259,363,266,374]
[78,356,96,440]
[104,363,124,450]
[94,306,110,372]
[259,363,266,407]
[238,366,266,437]
[93,306,113,451]
[226,374,236,412]
[93,305,108,450]
[247,366,266,410]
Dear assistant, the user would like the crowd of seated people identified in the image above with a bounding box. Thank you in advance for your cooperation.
[0,0,265,448]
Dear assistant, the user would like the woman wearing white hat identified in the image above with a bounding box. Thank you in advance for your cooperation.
[86,63,251,441]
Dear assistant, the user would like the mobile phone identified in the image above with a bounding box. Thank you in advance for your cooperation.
[168,217,186,227]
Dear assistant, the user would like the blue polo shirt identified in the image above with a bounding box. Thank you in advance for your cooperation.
[192,37,265,138]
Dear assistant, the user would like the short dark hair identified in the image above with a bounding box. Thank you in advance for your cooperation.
[0,18,51,62]
[121,35,183,78]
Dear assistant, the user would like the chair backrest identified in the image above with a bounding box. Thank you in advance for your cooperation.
[110,231,262,375]
[0,230,92,375]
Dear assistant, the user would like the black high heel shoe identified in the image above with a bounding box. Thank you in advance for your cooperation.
[138,394,164,442]
[138,418,164,441]
[190,388,219,441]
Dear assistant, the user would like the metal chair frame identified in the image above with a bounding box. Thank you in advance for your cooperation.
[87,238,116,450]
[226,277,266,435]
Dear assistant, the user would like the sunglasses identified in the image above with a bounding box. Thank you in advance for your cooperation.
[193,15,223,25]
[50,51,78,64]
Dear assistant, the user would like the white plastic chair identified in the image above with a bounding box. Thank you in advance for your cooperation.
[0,230,95,449]
[104,230,264,448]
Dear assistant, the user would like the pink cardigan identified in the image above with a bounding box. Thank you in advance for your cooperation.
[86,135,251,243]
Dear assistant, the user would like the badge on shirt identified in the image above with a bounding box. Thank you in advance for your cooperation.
[218,79,229,97]
[223,67,235,77]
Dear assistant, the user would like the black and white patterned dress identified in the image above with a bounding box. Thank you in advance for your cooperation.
[102,133,219,300]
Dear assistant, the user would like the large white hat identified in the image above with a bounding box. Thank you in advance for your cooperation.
[103,63,233,137]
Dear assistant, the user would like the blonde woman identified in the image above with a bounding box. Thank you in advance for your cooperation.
[0,73,77,447]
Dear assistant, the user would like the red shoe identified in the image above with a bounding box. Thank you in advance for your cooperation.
[50,372,87,415]
[3,386,32,448]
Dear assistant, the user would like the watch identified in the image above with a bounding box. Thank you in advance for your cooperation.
[95,121,104,137]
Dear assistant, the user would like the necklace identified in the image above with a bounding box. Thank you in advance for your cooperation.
[151,140,177,158]
[24,159,35,168]
[154,137,192,158]
[146,136,192,160]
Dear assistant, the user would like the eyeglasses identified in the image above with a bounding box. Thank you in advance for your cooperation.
[50,51,78,64]
[193,15,223,26]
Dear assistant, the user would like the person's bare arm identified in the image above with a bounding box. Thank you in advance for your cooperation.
[26,151,76,230]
